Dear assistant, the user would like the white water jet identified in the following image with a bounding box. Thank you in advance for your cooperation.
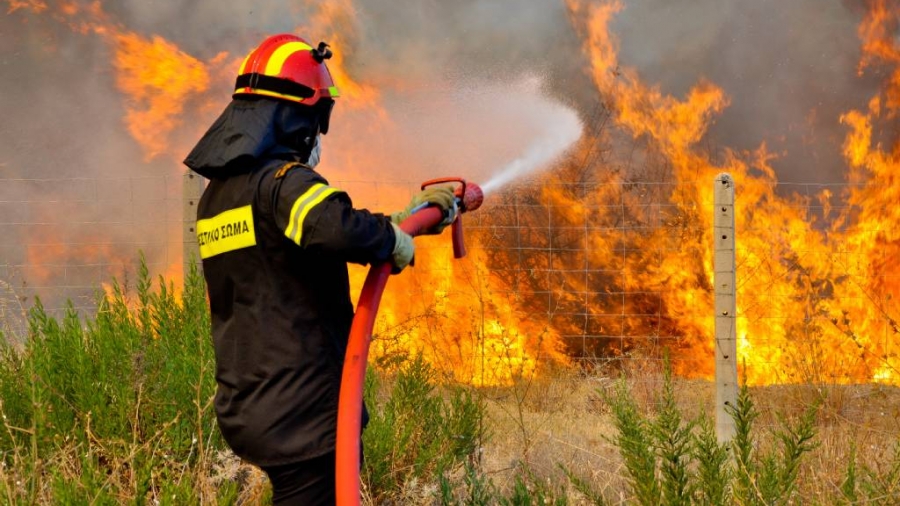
[480,105,583,195]
[327,74,584,207]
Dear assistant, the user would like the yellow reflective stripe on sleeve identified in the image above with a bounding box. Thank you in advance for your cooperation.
[285,183,341,245]
[328,86,340,97]
[264,41,313,76]
[196,205,257,259]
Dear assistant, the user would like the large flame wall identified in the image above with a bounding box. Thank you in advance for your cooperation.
[2,0,899,385]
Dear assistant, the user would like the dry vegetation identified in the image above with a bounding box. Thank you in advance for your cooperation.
[1,266,899,504]
[353,344,900,504]
[472,368,900,504]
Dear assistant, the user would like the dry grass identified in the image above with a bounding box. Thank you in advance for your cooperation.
[471,366,900,504]
[478,373,621,498]
[753,382,900,501]
[2,356,897,504]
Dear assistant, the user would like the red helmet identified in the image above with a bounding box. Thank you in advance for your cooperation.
[233,34,340,106]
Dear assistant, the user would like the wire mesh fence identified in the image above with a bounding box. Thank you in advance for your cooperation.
[0,175,184,344]
[1,173,897,390]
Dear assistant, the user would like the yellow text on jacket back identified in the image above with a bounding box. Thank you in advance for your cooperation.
[197,205,257,259]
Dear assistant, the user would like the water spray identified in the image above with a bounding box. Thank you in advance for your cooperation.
[480,103,583,196]
[335,178,484,505]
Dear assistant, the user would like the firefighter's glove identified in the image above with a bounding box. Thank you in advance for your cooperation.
[390,222,415,274]
[390,186,457,235]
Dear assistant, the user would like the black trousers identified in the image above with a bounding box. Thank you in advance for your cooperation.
[262,452,336,506]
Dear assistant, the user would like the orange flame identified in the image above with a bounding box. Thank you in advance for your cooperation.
[11,0,899,387]
[353,241,569,386]
[300,0,381,109]
[7,0,228,161]
[6,0,565,386]
[563,0,899,385]
[113,33,211,160]
[6,0,45,14]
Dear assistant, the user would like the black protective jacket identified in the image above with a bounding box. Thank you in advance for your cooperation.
[186,98,395,466]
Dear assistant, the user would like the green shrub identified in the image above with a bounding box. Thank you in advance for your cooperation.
[598,362,820,506]
[439,461,571,506]
[729,387,819,506]
[691,414,730,505]
[363,356,484,501]
[0,259,222,504]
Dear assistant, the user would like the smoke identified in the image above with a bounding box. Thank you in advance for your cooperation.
[0,0,591,176]
[4,1,875,183]
[478,79,584,195]
[0,14,147,179]
[320,74,583,202]
[325,0,875,185]
[608,0,877,184]
[0,0,884,313]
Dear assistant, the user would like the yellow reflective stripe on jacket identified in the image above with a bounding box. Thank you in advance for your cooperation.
[285,183,340,245]
[197,205,257,259]
[264,41,313,76]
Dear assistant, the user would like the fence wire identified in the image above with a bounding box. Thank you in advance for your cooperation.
[0,175,184,339]
[1,175,897,389]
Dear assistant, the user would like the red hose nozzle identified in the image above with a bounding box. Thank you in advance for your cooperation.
[421,177,483,214]
[459,182,483,213]
[420,178,483,258]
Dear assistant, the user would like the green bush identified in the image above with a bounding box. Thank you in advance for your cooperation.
[363,356,484,501]
[590,363,820,506]
[0,259,223,504]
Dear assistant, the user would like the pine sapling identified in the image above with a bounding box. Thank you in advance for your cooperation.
[729,386,761,505]
[692,414,730,506]
[651,363,695,506]
[840,443,857,504]
[771,402,819,502]
[607,379,660,505]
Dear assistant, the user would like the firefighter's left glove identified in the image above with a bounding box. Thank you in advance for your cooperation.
[390,186,457,235]
[390,222,415,274]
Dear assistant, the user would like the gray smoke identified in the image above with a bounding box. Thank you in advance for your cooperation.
[0,0,884,315]
[610,0,878,183]
[5,0,874,181]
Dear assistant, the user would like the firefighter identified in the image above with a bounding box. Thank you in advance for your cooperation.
[183,34,455,505]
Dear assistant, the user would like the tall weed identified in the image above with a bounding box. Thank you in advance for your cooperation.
[363,356,484,501]
[599,363,820,506]
[0,260,223,504]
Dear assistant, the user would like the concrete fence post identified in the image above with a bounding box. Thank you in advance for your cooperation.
[714,173,739,443]
[183,170,204,282]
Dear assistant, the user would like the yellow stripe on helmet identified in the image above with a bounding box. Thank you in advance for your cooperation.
[264,40,314,77]
[234,87,308,104]
[238,53,253,76]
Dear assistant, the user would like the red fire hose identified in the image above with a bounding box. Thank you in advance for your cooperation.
[335,179,484,505]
